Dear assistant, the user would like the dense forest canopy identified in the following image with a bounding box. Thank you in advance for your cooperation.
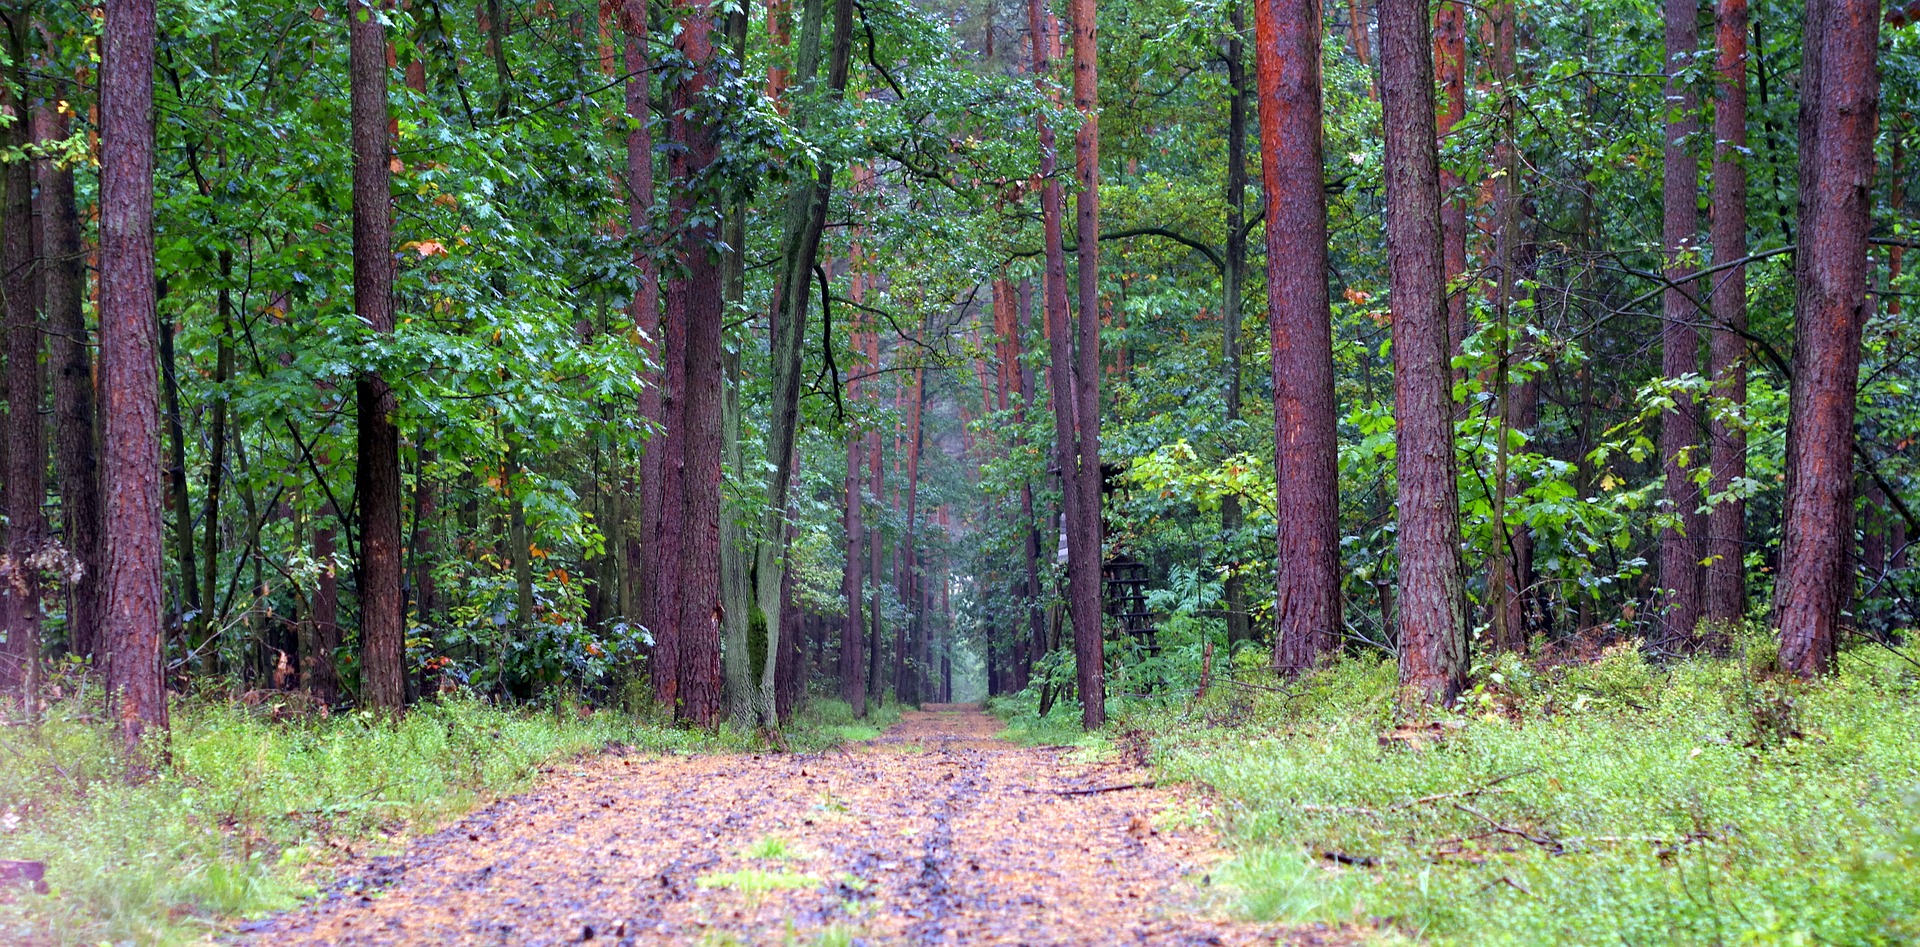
[1,0,1916,751]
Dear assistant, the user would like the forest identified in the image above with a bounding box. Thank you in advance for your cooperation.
[1,0,1918,943]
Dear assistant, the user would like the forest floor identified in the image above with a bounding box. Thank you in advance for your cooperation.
[235,706,1329,946]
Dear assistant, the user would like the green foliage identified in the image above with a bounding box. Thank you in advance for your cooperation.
[1139,651,1920,945]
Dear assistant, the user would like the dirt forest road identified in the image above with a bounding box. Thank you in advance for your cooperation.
[241,707,1320,946]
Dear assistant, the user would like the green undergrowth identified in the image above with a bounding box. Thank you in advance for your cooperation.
[0,687,881,946]
[791,696,905,745]
[1133,642,1920,946]
[988,695,1114,757]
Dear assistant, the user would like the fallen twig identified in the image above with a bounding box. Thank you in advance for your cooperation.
[1453,803,1562,852]
[1315,849,1380,867]
[1029,780,1158,796]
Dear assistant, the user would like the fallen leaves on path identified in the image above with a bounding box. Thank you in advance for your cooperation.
[240,707,1325,945]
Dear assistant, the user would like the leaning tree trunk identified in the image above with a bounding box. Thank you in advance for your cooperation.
[1704,0,1749,628]
[350,0,405,711]
[1775,0,1878,676]
[101,0,169,774]
[1256,0,1340,675]
[1379,0,1468,706]
[1658,0,1705,648]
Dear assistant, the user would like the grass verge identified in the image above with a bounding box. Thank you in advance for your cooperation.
[0,686,882,945]
[1131,643,1920,945]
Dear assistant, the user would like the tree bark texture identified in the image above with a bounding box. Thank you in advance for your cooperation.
[1068,0,1106,730]
[350,0,406,711]
[1659,0,1706,646]
[2,54,43,693]
[1775,0,1878,676]
[1379,0,1469,706]
[34,98,100,665]
[1255,0,1341,675]
[1704,0,1748,627]
[101,0,170,772]
[669,0,727,725]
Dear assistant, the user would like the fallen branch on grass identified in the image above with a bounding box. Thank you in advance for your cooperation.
[1453,803,1563,853]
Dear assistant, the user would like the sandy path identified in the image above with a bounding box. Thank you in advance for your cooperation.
[239,707,1308,946]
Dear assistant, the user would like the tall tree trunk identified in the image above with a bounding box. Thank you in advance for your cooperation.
[350,0,405,711]
[1380,0,1468,706]
[1775,0,1878,676]
[1,43,43,694]
[1704,0,1749,627]
[1067,0,1106,731]
[1220,0,1252,652]
[751,0,856,727]
[1015,278,1045,682]
[1435,1,1468,363]
[670,0,727,725]
[613,0,669,703]
[1256,0,1341,675]
[1027,0,1074,708]
[1659,0,1705,647]
[841,367,867,714]
[1485,0,1523,653]
[901,361,927,702]
[34,96,100,665]
[308,499,342,705]
[101,0,169,773]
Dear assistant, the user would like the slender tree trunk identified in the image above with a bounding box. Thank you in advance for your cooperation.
[1221,0,1252,652]
[350,0,405,711]
[1380,0,1468,706]
[1256,0,1341,675]
[308,499,342,705]
[34,97,100,665]
[1704,0,1749,627]
[101,0,169,773]
[670,0,727,725]
[1775,0,1878,676]
[1065,0,1106,730]
[901,361,927,702]
[1659,0,1705,647]
[159,302,195,635]
[1015,278,1045,681]
[1485,0,1523,653]
[200,255,235,650]
[841,371,867,714]
[1435,1,1468,364]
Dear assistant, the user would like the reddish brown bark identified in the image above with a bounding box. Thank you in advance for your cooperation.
[1256,0,1341,674]
[1658,0,1706,646]
[669,0,726,725]
[1704,0,1749,627]
[1776,0,1879,675]
[307,495,342,705]
[101,0,169,771]
[1380,0,1468,705]
[901,361,927,702]
[34,96,100,665]
[350,0,405,711]
[1434,1,1467,362]
[1066,0,1106,730]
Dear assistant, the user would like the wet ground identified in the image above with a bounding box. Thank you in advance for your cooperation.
[239,706,1319,945]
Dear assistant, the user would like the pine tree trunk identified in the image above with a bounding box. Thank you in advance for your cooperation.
[100,0,169,773]
[1256,0,1341,675]
[1065,0,1106,730]
[1704,0,1749,627]
[350,0,405,711]
[1776,0,1878,676]
[1380,0,1468,706]
[33,97,100,665]
[1,48,43,694]
[1658,0,1705,647]
[670,0,727,725]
